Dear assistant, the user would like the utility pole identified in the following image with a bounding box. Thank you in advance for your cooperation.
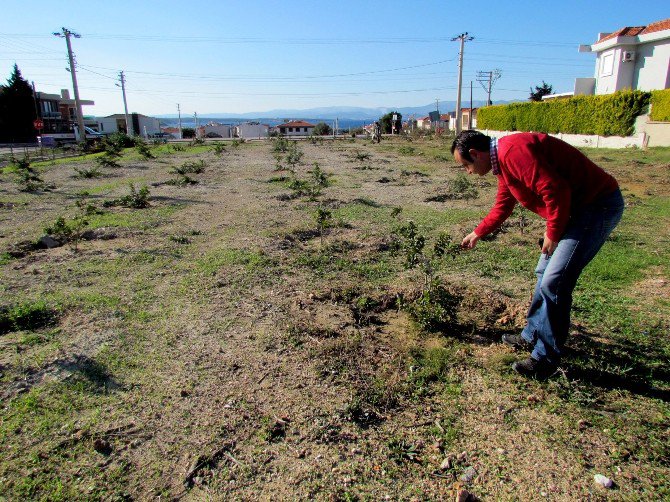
[451,32,474,135]
[477,69,502,106]
[177,103,182,140]
[118,71,131,135]
[54,27,86,143]
[469,81,473,129]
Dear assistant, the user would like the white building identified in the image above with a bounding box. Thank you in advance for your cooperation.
[235,122,269,139]
[97,113,161,137]
[275,120,315,137]
[577,18,670,95]
[203,122,232,138]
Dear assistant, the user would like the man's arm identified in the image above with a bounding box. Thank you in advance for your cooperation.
[462,177,516,250]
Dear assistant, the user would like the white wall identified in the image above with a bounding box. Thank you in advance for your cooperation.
[279,126,313,137]
[634,39,670,91]
[237,123,269,139]
[596,46,636,94]
[203,124,231,138]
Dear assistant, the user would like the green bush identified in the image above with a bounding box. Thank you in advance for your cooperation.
[650,89,670,122]
[478,90,650,136]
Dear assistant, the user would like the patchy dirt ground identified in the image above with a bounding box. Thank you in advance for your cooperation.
[1,138,669,500]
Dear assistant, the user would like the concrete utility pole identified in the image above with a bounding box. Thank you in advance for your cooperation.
[469,81,473,129]
[177,104,182,139]
[451,32,474,135]
[477,69,502,106]
[54,27,86,143]
[118,71,131,135]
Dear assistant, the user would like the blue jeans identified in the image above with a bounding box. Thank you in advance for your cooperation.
[520,188,624,364]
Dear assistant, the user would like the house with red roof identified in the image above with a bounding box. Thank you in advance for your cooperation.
[275,120,315,137]
[577,18,670,96]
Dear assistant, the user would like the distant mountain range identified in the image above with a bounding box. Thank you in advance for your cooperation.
[156,100,514,121]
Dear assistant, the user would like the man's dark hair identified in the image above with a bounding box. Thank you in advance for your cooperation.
[451,130,490,162]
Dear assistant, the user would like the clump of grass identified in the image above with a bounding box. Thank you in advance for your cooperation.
[398,146,415,155]
[0,300,60,334]
[171,144,186,152]
[387,437,420,463]
[353,151,371,162]
[173,159,205,174]
[73,165,103,179]
[103,183,150,208]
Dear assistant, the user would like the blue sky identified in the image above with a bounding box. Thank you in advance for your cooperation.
[1,1,668,116]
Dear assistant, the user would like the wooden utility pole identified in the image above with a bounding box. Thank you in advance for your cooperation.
[451,32,474,135]
[54,27,86,143]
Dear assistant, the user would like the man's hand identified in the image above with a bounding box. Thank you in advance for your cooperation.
[542,233,558,257]
[461,231,480,250]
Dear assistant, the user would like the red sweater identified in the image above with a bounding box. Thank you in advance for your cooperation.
[475,133,618,241]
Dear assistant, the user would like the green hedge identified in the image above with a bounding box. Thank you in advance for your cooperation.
[650,89,670,122]
[478,90,650,136]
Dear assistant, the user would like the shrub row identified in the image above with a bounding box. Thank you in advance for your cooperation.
[478,90,651,136]
[650,89,670,122]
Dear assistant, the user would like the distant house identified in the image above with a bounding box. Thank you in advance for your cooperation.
[460,108,478,129]
[236,122,269,139]
[203,122,232,138]
[575,17,670,96]
[35,88,95,134]
[275,120,315,136]
[416,116,432,130]
[97,113,160,137]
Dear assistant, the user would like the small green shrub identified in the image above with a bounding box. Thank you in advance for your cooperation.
[172,159,205,175]
[103,183,150,209]
[73,166,103,179]
[448,173,478,200]
[135,139,155,159]
[399,281,460,332]
[286,141,303,168]
[211,143,227,154]
[310,162,330,188]
[11,156,44,191]
[44,199,100,251]
[391,220,425,268]
[273,136,289,153]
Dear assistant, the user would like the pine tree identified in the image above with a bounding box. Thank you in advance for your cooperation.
[529,81,553,102]
[0,64,37,142]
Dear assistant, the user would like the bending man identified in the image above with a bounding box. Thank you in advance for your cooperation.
[451,130,624,378]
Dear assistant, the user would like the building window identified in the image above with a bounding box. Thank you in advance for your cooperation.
[600,52,614,77]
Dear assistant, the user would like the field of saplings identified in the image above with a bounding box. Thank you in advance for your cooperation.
[1,134,668,500]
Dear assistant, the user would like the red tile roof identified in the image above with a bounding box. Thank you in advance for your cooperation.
[277,120,315,128]
[597,18,670,43]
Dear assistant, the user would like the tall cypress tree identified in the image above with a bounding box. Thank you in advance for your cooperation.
[0,64,37,143]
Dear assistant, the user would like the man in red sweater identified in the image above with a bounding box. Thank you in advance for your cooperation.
[451,130,624,378]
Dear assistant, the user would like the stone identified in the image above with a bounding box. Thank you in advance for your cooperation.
[440,456,453,470]
[39,235,61,249]
[594,474,614,488]
[456,488,476,502]
[460,466,477,483]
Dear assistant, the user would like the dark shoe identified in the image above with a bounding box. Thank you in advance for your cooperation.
[502,333,533,352]
[512,357,558,379]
